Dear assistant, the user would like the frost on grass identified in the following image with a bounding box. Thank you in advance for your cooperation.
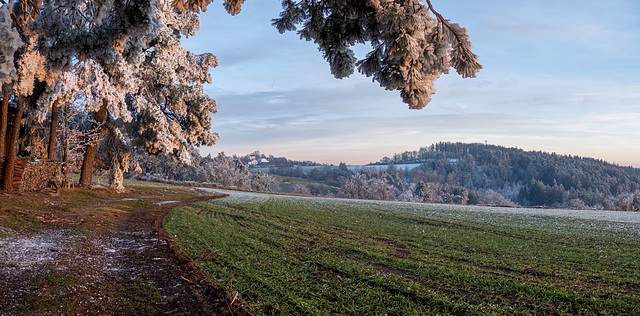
[206,188,640,242]
[0,230,67,268]
[0,225,187,314]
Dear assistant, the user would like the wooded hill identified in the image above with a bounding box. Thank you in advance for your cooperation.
[378,142,640,210]
[129,142,640,211]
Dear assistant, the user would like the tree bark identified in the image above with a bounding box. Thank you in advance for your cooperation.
[61,103,69,176]
[109,151,130,190]
[47,101,59,160]
[0,85,9,157]
[2,96,25,192]
[79,100,108,186]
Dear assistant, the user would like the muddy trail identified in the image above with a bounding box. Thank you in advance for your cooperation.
[0,189,252,315]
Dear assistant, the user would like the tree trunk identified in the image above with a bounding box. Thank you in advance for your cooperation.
[2,96,25,192]
[0,85,9,157]
[47,101,59,160]
[79,100,108,187]
[61,103,69,176]
[109,151,130,191]
[106,128,130,191]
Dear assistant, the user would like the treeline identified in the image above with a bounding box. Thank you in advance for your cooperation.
[124,143,640,211]
[381,142,640,210]
[265,142,640,211]
[126,151,275,192]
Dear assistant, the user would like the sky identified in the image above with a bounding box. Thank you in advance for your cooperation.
[183,0,640,167]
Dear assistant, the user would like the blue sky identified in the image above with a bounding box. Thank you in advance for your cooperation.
[183,0,640,167]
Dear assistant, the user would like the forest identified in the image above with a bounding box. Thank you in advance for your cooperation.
[372,142,640,210]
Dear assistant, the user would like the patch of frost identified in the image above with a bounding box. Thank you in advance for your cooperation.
[156,200,178,205]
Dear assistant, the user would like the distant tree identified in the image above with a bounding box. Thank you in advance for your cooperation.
[415,181,430,202]
[396,182,418,202]
[341,171,396,201]
[614,191,640,212]
[567,198,587,210]
[478,190,515,207]
[252,170,275,192]
[340,173,368,200]
[201,152,251,189]
[290,183,311,195]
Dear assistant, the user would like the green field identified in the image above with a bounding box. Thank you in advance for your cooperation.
[164,190,640,315]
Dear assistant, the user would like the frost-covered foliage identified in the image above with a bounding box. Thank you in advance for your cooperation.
[35,0,160,69]
[15,36,52,97]
[0,1,23,84]
[614,191,640,212]
[200,153,252,189]
[133,0,219,163]
[272,0,481,109]
[340,172,396,200]
[251,170,275,192]
[290,183,311,195]
[172,0,244,15]
[35,58,131,126]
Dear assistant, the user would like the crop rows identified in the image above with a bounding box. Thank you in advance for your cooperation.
[164,190,640,315]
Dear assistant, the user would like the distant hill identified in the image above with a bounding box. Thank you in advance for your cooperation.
[132,143,640,210]
[379,142,640,209]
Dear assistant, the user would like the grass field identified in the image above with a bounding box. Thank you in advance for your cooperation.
[164,190,640,315]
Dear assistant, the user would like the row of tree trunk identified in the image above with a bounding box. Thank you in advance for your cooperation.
[0,83,104,192]
[1,84,26,192]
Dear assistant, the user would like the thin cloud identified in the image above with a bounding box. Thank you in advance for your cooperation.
[192,1,640,167]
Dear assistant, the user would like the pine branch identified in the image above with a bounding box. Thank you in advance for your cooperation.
[424,0,457,43]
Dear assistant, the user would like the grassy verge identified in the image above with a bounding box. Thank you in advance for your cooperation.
[0,178,207,235]
[165,191,640,315]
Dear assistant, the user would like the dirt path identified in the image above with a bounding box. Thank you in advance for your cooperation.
[0,192,252,315]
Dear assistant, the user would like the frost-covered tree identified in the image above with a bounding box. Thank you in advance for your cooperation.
[104,128,131,190]
[29,0,161,187]
[91,0,220,188]
[201,152,251,189]
[26,0,219,188]
[614,191,640,212]
[340,171,395,200]
[0,0,52,191]
[131,0,219,163]
[35,0,160,70]
[0,0,23,84]
[63,59,129,186]
[251,170,275,192]
[290,183,311,195]
[2,0,481,191]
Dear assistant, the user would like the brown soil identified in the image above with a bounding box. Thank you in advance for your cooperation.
[0,189,253,315]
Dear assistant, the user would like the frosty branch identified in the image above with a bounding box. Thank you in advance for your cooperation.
[271,0,482,109]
